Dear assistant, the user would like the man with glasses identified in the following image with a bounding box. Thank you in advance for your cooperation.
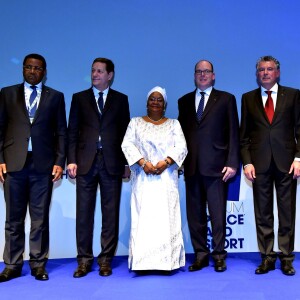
[240,56,300,276]
[178,59,239,272]
[0,53,67,282]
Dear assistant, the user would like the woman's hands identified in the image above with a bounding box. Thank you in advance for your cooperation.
[139,158,173,175]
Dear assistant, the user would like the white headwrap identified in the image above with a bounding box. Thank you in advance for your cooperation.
[147,86,167,104]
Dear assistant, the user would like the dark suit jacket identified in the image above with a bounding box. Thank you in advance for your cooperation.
[178,88,239,177]
[0,83,67,173]
[240,85,300,173]
[67,87,130,176]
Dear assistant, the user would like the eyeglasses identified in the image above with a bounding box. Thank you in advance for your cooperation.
[148,97,164,103]
[195,69,213,75]
[23,65,44,72]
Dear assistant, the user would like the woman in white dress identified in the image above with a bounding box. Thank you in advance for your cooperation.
[121,86,188,271]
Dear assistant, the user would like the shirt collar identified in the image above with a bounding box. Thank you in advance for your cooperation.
[93,86,109,98]
[261,83,278,94]
[24,81,42,90]
[197,86,213,96]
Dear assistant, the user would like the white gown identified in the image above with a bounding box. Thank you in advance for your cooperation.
[121,117,188,270]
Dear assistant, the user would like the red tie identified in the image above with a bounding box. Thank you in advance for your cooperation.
[265,91,274,123]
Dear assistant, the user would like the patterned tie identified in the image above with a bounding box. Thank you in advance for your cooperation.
[265,91,274,123]
[29,85,37,117]
[98,92,104,114]
[196,91,205,121]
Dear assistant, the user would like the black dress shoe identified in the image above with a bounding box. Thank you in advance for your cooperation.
[31,267,49,281]
[99,262,112,276]
[281,261,295,276]
[255,258,275,274]
[214,259,227,272]
[188,258,209,272]
[73,263,91,278]
[0,268,21,282]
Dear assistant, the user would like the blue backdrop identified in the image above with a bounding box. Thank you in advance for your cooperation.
[1,0,300,259]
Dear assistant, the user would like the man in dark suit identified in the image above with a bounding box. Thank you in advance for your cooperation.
[67,57,130,277]
[0,53,67,282]
[240,55,300,276]
[178,60,239,272]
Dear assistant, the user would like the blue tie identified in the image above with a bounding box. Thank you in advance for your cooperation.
[98,92,104,114]
[96,92,104,149]
[29,85,37,117]
[196,91,205,121]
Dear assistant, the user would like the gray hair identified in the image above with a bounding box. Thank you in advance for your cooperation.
[256,56,280,70]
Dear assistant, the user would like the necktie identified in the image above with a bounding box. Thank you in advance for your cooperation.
[96,92,104,149]
[29,85,37,117]
[196,91,205,121]
[265,91,274,123]
[98,92,104,114]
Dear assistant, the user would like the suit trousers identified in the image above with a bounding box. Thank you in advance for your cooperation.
[186,171,227,261]
[253,159,296,261]
[75,151,122,266]
[3,153,53,270]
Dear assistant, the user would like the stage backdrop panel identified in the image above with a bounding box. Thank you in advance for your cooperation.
[1,172,300,260]
[1,0,300,260]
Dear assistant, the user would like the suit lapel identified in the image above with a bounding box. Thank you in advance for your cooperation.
[273,85,285,123]
[87,88,101,120]
[186,90,198,122]
[17,85,32,124]
[17,85,29,117]
[102,88,114,114]
[253,88,269,123]
[255,86,284,125]
[200,88,218,121]
[32,85,50,123]
[90,87,112,119]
